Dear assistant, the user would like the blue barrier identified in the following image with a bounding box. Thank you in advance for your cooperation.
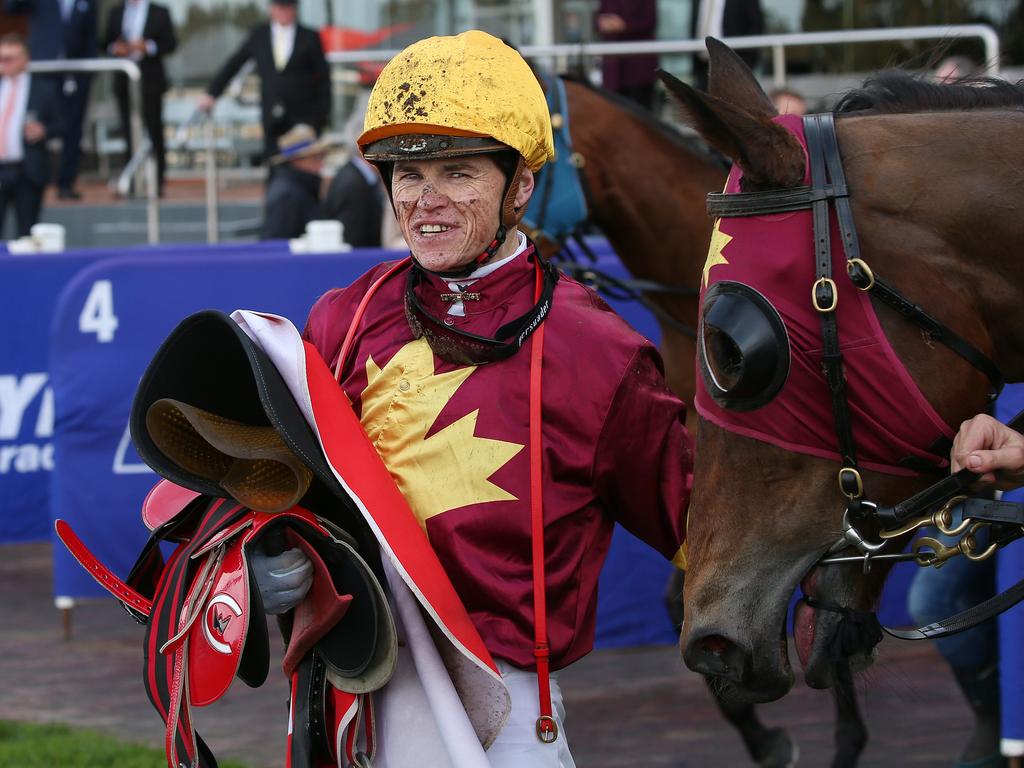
[1,251,108,542]
[47,240,680,648]
[996,388,1024,750]
[0,242,305,543]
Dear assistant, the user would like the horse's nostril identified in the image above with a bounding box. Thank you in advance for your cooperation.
[698,634,733,657]
[684,632,749,684]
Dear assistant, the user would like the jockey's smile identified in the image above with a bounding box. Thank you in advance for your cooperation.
[392,155,534,274]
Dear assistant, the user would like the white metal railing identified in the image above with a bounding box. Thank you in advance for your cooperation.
[326,24,1002,83]
[195,25,1000,245]
[28,58,161,244]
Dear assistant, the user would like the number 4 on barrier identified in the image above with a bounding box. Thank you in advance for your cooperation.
[78,280,119,343]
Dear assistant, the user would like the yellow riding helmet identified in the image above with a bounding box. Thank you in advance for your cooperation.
[359,30,554,173]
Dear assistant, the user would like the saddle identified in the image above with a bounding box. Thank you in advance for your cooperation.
[58,311,400,768]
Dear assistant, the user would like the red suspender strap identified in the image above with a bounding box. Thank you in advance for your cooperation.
[334,257,412,382]
[335,252,557,744]
[529,262,557,744]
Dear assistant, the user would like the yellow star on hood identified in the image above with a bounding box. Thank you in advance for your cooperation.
[702,218,732,287]
[360,339,524,531]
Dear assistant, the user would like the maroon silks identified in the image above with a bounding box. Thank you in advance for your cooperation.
[695,113,953,475]
[304,246,691,671]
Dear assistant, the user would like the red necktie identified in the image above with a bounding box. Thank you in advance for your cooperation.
[0,77,21,160]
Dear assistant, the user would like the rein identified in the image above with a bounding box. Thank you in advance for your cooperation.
[707,112,1024,641]
[556,243,698,339]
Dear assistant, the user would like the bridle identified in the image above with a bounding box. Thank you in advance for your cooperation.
[706,111,1024,640]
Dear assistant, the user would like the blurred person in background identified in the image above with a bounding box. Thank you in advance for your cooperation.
[0,34,61,238]
[260,123,337,240]
[103,0,177,196]
[4,0,97,200]
[691,0,764,90]
[769,86,807,116]
[933,55,979,84]
[321,89,385,248]
[594,0,658,109]
[198,0,330,164]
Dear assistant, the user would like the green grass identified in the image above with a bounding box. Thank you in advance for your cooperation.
[0,720,251,767]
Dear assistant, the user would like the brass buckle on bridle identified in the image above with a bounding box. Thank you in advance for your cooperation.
[812,277,838,313]
[837,467,863,500]
[535,715,559,743]
[846,259,875,291]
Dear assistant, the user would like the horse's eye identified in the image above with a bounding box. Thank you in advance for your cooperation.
[699,281,790,411]
[704,326,744,391]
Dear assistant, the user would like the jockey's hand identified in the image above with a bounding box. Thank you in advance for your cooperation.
[251,546,312,615]
[951,413,1024,490]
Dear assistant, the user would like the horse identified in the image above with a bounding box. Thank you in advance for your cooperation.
[536,74,871,766]
[528,76,723,408]
[661,38,1022,730]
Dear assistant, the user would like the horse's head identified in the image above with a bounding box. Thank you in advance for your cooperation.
[661,39,1024,702]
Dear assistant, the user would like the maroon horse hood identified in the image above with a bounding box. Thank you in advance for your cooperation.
[694,114,953,476]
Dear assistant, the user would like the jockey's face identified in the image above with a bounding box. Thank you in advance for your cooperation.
[392,155,533,273]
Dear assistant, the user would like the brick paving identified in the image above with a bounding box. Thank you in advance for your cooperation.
[2,542,971,767]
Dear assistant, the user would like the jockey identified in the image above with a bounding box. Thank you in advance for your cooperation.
[259,29,693,766]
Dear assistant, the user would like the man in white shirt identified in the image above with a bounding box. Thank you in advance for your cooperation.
[0,34,61,238]
[103,0,176,195]
[3,0,98,199]
[199,0,330,163]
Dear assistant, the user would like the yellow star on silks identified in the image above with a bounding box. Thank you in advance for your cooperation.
[702,218,733,287]
[360,339,524,532]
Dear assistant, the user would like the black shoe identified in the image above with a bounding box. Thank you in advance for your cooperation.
[57,187,82,200]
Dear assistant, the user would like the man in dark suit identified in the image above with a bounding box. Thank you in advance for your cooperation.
[259,123,337,240]
[199,0,330,163]
[690,0,764,90]
[103,0,176,195]
[4,0,97,199]
[595,0,659,109]
[0,34,62,237]
[319,89,382,247]
[320,155,383,248]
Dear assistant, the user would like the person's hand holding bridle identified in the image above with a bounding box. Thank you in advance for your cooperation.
[951,413,1024,490]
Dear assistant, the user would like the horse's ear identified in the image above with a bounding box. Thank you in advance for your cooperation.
[657,69,805,190]
[705,37,776,120]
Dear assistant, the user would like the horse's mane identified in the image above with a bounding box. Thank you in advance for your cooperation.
[835,71,1024,115]
[561,74,728,167]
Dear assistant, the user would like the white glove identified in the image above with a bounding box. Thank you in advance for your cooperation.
[251,546,313,615]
